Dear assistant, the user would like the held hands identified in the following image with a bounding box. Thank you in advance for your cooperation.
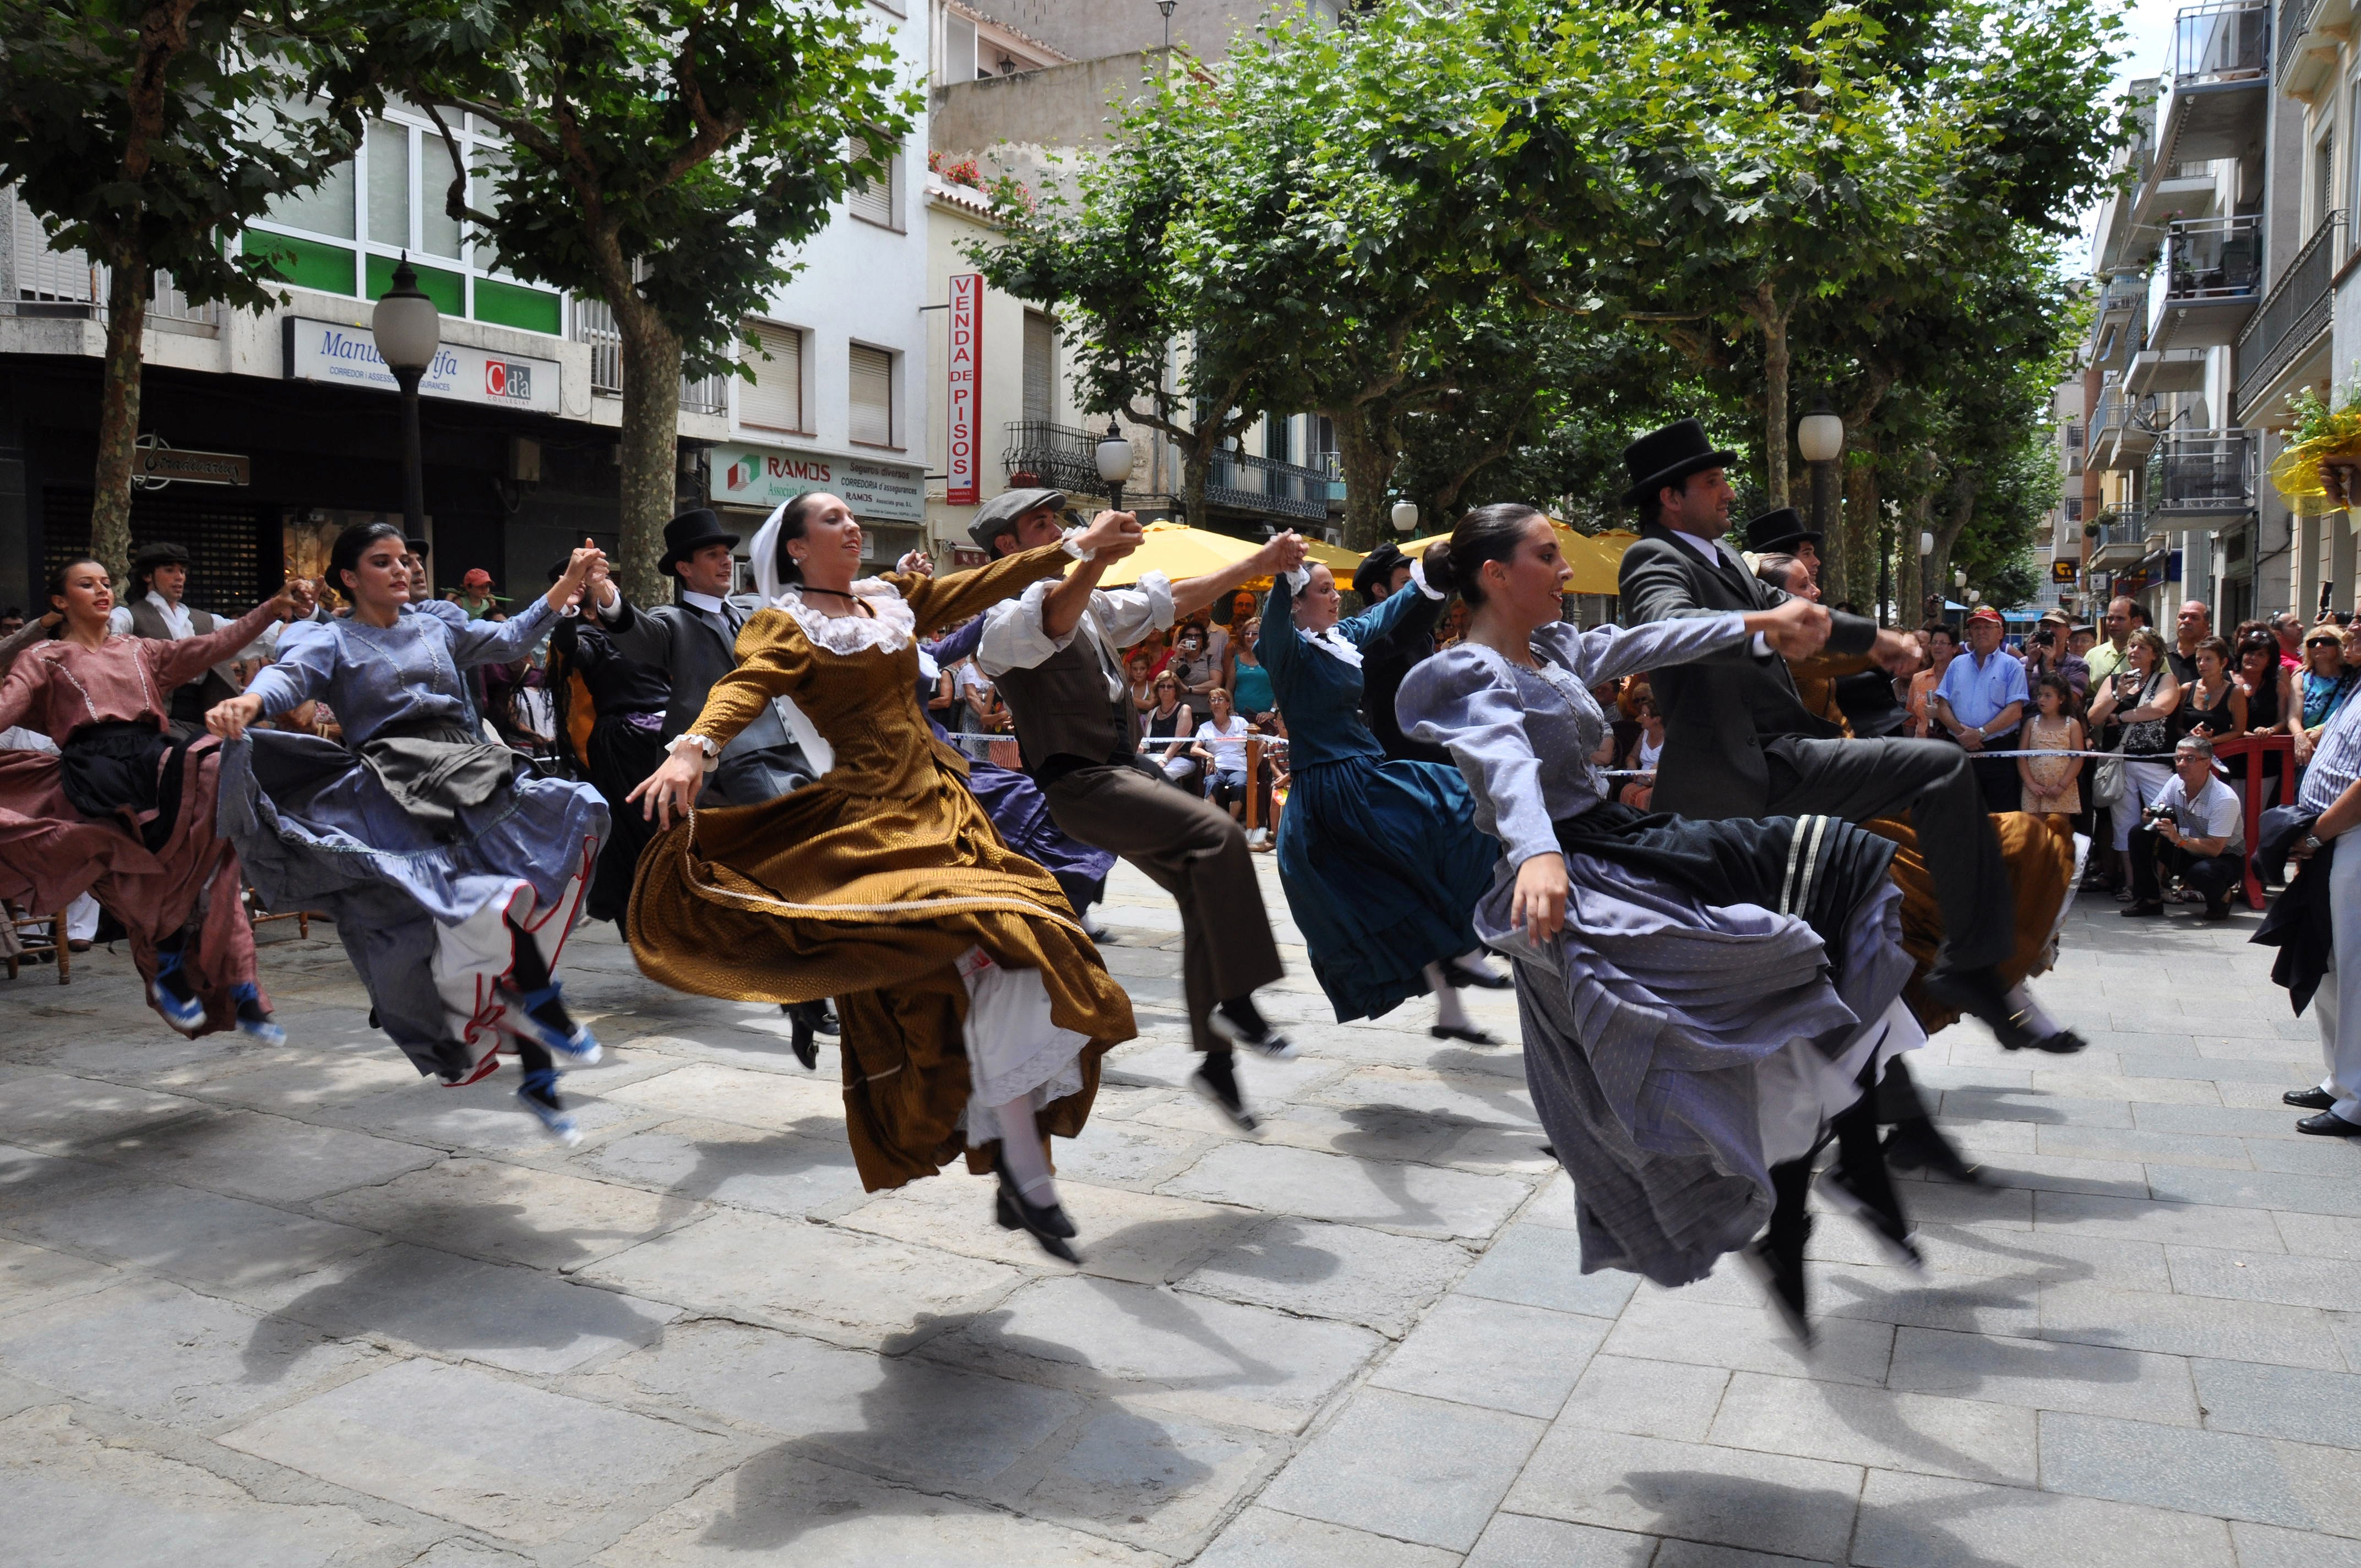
[268,576,312,619]
[548,542,609,613]
[1256,530,1310,577]
[1747,596,1831,660]
[896,550,935,578]
[1867,628,1918,676]
[1076,509,1145,563]
[1511,851,1570,946]
[206,693,265,741]
[626,747,707,831]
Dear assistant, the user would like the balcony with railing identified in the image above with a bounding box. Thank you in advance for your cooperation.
[4,191,220,335]
[1206,447,1334,521]
[568,296,729,416]
[2147,214,2262,351]
[2157,1,2269,165]
[2276,0,2346,99]
[2235,209,2341,418]
[999,419,1106,497]
[2088,518,2158,569]
[2143,429,2260,524]
[2090,385,2161,471]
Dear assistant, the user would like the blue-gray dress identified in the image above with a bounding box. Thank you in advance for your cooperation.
[1400,616,1914,1286]
[219,597,610,1076]
[1264,567,1498,1021]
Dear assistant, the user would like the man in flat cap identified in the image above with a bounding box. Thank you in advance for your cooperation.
[973,488,1306,1129]
[1616,419,2081,1058]
[108,541,247,737]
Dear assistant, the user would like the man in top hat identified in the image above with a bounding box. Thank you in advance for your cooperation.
[106,541,249,737]
[971,487,1307,1129]
[1616,419,2080,1056]
[586,508,815,808]
[1352,541,1453,765]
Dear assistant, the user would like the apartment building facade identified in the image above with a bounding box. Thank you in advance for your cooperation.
[2083,0,2360,631]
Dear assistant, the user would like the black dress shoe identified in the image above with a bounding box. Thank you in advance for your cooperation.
[1192,1057,1259,1132]
[782,1000,834,1070]
[1816,1163,1926,1272]
[2296,1110,2361,1138]
[2023,1028,2090,1055]
[1882,1117,1989,1185]
[991,1158,1080,1261]
[2285,1087,2337,1111]
[1739,1232,1813,1349]
[1921,966,2044,1052]
[1440,957,1511,991]
[2118,901,2163,918]
[1430,1023,1500,1046]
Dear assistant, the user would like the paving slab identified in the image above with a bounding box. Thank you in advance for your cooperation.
[1259,1385,1544,1551]
[1175,1215,1472,1335]
[1851,1467,2236,1567]
[310,1156,706,1272]
[5,1178,383,1291]
[1159,1140,1530,1239]
[835,1165,1259,1285]
[83,1106,439,1204]
[223,1357,736,1546]
[1885,1326,2202,1424]
[2037,1279,2346,1368]
[1461,1514,1661,1567]
[1705,1370,2037,1486]
[2038,1408,2361,1534]
[1500,1425,1863,1563]
[1554,1353,1732,1442]
[2190,1358,2361,1446]
[1198,1505,1464,1567]
[1024,1402,1282,1550]
[573,1115,868,1218]
[1367,1292,1606,1415]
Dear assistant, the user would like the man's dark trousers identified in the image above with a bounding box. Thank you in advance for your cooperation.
[2129,827,2240,913]
[1043,758,1283,1054]
[1762,734,2015,972]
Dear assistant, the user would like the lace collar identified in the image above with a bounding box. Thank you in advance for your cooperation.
[1297,624,1362,668]
[774,578,915,657]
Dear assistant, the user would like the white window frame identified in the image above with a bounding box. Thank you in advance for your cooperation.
[847,341,899,450]
[738,319,811,435]
[847,143,903,232]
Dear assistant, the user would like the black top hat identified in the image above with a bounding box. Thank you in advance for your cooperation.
[1622,419,1737,509]
[969,487,1068,554]
[1743,507,1821,554]
[658,508,739,575]
[1352,542,1409,601]
[405,536,430,558]
[129,540,194,574]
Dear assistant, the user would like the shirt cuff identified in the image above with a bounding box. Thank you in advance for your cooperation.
[1410,558,1444,601]
[1751,632,1772,657]
[1281,565,1310,594]
[1062,527,1093,563]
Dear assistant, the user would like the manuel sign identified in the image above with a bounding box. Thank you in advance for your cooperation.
[712,444,926,525]
[283,318,562,414]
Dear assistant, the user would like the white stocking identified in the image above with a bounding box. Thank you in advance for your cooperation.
[1426,963,1473,1033]
[1456,950,1502,982]
[992,1096,1058,1207]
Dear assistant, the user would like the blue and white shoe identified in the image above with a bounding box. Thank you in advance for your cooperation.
[148,950,206,1033]
[503,982,601,1066]
[231,983,286,1046]
[515,1068,581,1146]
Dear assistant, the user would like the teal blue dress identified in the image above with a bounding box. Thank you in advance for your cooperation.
[1264,569,1499,1021]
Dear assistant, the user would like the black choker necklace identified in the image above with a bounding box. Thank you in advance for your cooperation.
[798,585,857,600]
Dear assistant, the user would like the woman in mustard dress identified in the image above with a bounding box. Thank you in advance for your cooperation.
[627,493,1139,1261]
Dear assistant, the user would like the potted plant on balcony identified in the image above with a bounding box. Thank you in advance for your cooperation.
[2272,386,2361,513]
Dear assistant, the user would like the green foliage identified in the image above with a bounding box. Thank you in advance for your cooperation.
[321,0,920,380]
[0,0,361,309]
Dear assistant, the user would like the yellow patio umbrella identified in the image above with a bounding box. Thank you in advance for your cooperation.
[1385,521,1635,595]
[1077,521,1360,589]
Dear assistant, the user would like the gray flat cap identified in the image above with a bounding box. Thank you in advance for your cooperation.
[969,487,1067,553]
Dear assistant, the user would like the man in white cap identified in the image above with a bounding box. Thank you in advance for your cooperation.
[972,488,1306,1129]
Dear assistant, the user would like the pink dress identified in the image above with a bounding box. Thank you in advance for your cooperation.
[0,601,279,1033]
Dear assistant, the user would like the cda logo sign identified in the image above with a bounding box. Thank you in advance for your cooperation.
[484,360,532,401]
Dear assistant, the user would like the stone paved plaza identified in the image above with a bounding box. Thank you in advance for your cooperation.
[3,854,2359,1567]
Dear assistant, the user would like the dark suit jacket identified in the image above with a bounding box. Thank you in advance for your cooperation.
[599,596,812,806]
[1617,521,1878,819]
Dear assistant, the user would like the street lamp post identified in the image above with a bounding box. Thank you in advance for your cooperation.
[371,257,441,541]
[1158,0,1176,51]
[1390,499,1420,535]
[1796,395,1844,563]
[1095,417,1134,514]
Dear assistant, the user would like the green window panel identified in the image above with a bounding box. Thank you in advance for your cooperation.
[365,253,464,315]
[243,231,355,295]
[473,279,562,335]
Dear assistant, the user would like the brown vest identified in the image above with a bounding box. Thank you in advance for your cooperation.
[993,622,1138,778]
[126,598,242,722]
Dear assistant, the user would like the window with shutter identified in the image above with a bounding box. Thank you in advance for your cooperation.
[847,145,897,229]
[849,344,895,447]
[741,323,805,432]
[1022,312,1054,423]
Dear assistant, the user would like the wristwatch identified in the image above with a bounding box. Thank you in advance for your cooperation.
[2301,832,2326,856]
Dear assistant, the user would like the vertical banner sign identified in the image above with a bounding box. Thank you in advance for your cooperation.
[946,274,984,507]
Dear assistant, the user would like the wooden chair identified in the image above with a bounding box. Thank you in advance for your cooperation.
[242,883,318,940]
[3,908,70,984]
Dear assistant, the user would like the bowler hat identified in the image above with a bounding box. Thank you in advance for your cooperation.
[1743,507,1821,554]
[1622,419,1737,509]
[658,508,739,575]
[1352,542,1409,601]
[969,487,1068,554]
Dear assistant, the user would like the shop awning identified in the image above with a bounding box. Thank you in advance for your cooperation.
[1076,521,1354,589]
[1388,522,1636,595]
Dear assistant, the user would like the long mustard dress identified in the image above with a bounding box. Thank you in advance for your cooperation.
[628,541,1136,1190]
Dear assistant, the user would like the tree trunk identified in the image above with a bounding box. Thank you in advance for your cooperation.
[1180,439,1212,532]
[1331,413,1396,550]
[1930,470,1978,617]
[1834,452,1876,610]
[89,254,150,582]
[1758,283,1792,509]
[613,293,684,606]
